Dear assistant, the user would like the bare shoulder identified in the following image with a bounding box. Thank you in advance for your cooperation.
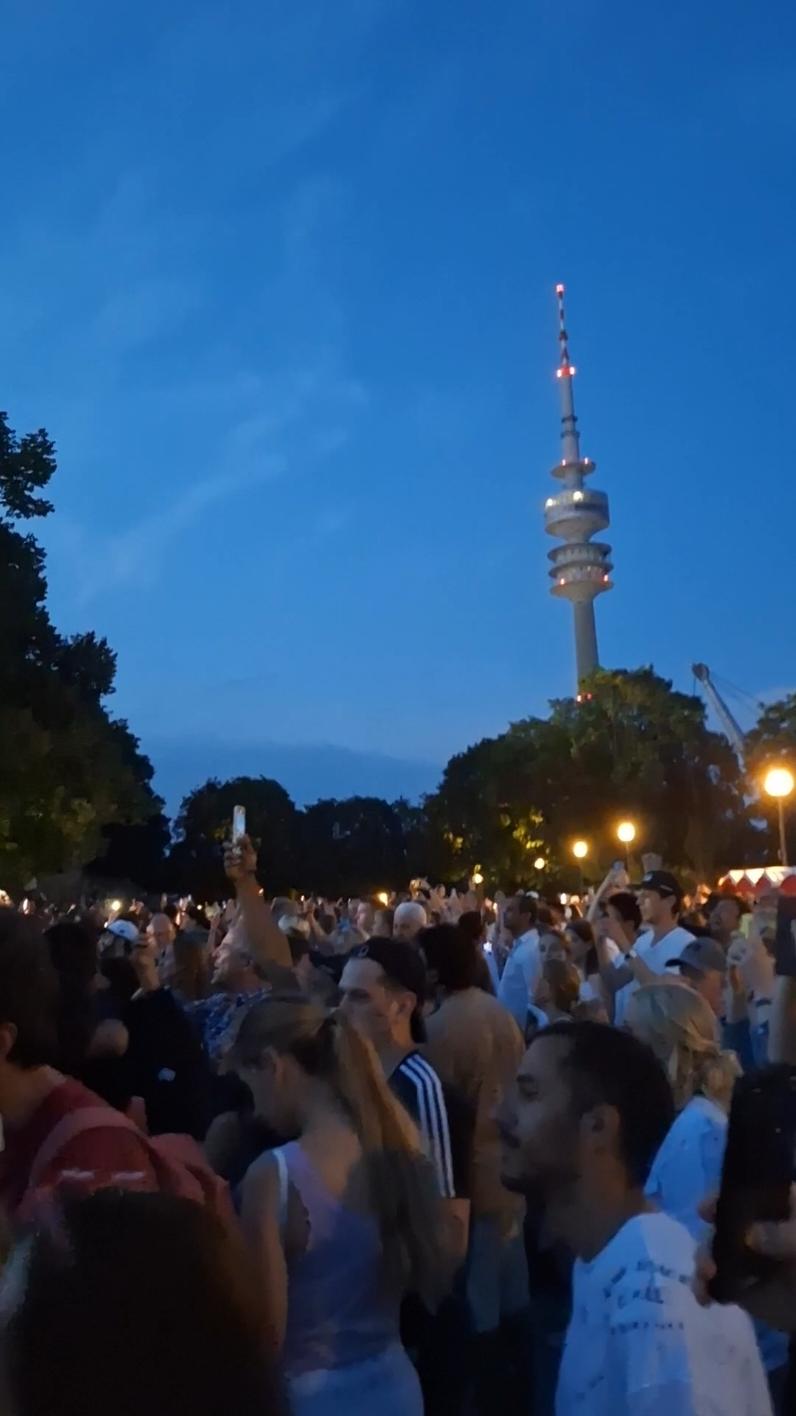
[241,1150,281,1207]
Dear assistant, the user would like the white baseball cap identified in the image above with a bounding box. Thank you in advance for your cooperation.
[106,919,140,945]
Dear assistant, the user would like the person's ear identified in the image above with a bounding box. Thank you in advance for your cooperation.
[0,1022,18,1064]
[259,1045,281,1081]
[396,989,416,1024]
[580,1102,620,1154]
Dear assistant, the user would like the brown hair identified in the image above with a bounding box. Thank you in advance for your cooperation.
[233,996,446,1306]
[171,933,210,1002]
[0,910,58,1067]
[542,957,581,1014]
[4,1190,278,1416]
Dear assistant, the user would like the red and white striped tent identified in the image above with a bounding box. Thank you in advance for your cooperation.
[718,867,796,898]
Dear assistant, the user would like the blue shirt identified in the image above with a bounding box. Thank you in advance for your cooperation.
[187,989,269,1062]
[497,930,541,1032]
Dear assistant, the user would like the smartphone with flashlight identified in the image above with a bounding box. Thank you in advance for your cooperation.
[709,1065,796,1303]
[232,804,246,843]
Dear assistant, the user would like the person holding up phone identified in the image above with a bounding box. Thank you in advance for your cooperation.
[769,898,796,1066]
[693,1063,796,1410]
[696,1185,796,1334]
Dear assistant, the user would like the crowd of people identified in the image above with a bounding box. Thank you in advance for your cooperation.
[0,840,795,1414]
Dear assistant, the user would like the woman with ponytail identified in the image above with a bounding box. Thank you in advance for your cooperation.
[625,980,739,1241]
[232,995,447,1416]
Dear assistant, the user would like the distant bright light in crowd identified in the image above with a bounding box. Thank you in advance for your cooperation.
[616,821,637,845]
[573,491,584,502]
[764,767,795,800]
[472,871,484,886]
[110,898,122,912]
[558,893,568,905]
[376,891,390,906]
[534,857,547,871]
[572,839,589,860]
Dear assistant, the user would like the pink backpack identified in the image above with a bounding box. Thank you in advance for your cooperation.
[24,1106,235,1228]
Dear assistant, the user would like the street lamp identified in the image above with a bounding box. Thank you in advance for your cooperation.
[763,767,795,867]
[616,820,637,870]
[571,839,589,894]
[472,871,484,887]
[533,856,547,871]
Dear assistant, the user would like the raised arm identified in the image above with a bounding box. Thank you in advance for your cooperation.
[224,834,293,976]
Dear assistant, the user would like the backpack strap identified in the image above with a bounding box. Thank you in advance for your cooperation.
[28,1106,140,1192]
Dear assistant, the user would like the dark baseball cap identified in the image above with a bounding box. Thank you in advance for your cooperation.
[349,937,428,1043]
[640,870,684,902]
[669,938,727,975]
[349,938,427,1004]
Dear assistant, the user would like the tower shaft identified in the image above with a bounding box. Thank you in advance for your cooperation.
[574,601,599,683]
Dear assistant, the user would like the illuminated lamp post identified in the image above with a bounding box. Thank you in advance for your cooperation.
[763,767,795,867]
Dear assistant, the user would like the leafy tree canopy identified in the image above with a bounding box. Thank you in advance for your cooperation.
[171,776,298,898]
[300,796,408,898]
[0,409,160,890]
[425,667,762,889]
[745,692,796,862]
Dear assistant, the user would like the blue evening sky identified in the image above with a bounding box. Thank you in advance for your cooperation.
[2,0,795,811]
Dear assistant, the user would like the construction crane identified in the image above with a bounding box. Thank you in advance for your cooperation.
[692,663,747,767]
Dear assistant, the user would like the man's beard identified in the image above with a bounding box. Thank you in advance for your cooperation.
[501,1153,580,1210]
[501,1170,549,1205]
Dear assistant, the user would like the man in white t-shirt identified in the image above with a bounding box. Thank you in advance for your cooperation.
[606,870,695,1026]
[497,893,541,1032]
[499,1021,771,1415]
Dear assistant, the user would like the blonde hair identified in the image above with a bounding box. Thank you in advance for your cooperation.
[627,981,740,1112]
[233,994,446,1306]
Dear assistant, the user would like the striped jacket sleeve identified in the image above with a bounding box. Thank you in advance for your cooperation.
[400,1053,456,1199]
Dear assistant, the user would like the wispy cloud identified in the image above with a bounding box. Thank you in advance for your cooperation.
[69,345,366,604]
[92,277,201,354]
[74,454,286,604]
[1,1,378,624]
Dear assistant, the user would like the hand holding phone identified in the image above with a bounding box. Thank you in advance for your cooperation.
[223,831,257,884]
[774,897,796,978]
[232,804,246,843]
